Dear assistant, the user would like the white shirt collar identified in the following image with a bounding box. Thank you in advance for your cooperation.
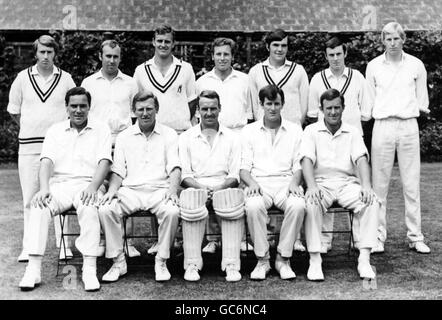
[30,64,60,76]
[192,123,227,138]
[324,67,349,79]
[259,117,290,132]
[131,121,162,137]
[94,69,123,80]
[206,68,238,81]
[317,119,351,136]
[381,51,407,64]
[63,118,96,132]
[262,58,292,68]
[146,55,182,68]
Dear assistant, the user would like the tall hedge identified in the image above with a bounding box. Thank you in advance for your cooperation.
[1,30,442,162]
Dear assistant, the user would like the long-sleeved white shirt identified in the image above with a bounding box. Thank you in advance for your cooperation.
[364,51,429,120]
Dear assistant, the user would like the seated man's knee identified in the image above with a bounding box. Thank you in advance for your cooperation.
[164,203,180,220]
[305,201,322,216]
[245,196,265,215]
[286,195,305,213]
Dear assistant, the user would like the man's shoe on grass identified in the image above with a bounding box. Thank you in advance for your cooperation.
[275,259,296,280]
[19,267,41,291]
[184,264,200,282]
[155,258,171,282]
[307,263,324,281]
[357,261,376,279]
[250,259,271,280]
[82,269,100,292]
[102,260,127,282]
[409,241,431,254]
[225,264,242,282]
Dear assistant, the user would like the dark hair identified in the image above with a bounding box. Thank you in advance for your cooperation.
[153,24,175,42]
[33,35,59,55]
[212,37,236,56]
[65,87,91,106]
[319,88,345,109]
[258,85,285,105]
[198,90,221,107]
[325,36,347,54]
[101,39,120,54]
[132,91,159,112]
[265,28,288,46]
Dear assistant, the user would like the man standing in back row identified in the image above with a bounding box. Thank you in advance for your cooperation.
[195,37,252,254]
[365,22,431,254]
[248,28,309,125]
[307,36,371,253]
[81,39,140,258]
[7,35,76,262]
[133,24,198,134]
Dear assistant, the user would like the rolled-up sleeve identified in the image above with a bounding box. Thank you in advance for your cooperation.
[178,132,194,180]
[350,130,369,165]
[96,125,113,165]
[299,127,316,165]
[111,135,127,179]
[40,126,57,163]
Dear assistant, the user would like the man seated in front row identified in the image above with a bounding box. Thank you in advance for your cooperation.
[178,90,243,282]
[301,88,379,281]
[98,91,181,282]
[19,87,112,291]
[240,84,305,280]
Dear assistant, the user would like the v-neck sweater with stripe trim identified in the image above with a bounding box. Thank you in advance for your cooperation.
[308,67,369,135]
[7,65,76,155]
[248,59,309,125]
[133,56,197,132]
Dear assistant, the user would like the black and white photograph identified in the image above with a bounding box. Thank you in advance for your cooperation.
[0,0,440,308]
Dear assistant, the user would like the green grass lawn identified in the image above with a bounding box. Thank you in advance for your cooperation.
[0,163,441,300]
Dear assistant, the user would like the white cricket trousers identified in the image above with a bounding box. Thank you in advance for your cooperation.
[304,179,379,253]
[371,118,424,243]
[27,179,102,256]
[98,186,180,260]
[18,154,68,252]
[244,177,305,259]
